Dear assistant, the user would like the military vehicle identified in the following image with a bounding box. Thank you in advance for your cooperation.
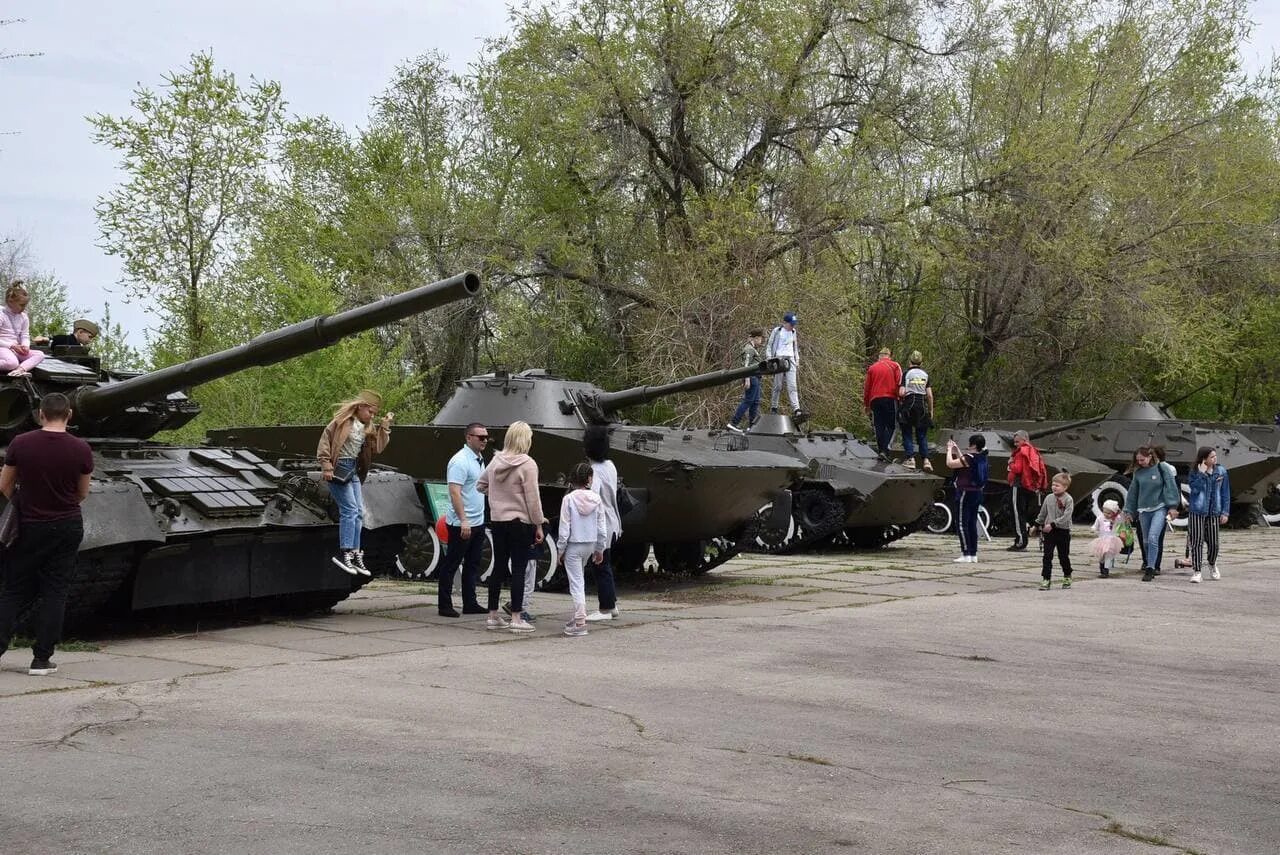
[210,360,806,585]
[923,427,1114,534]
[738,412,943,552]
[984,400,1280,525]
[0,272,481,628]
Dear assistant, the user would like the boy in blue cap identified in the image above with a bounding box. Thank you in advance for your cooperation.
[766,313,801,417]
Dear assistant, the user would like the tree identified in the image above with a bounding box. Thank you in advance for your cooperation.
[89,52,283,362]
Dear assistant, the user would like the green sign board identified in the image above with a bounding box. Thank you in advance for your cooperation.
[422,481,452,520]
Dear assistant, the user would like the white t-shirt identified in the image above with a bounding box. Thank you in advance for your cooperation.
[768,326,798,363]
[903,367,929,396]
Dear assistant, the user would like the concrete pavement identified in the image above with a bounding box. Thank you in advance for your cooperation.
[1,527,1277,853]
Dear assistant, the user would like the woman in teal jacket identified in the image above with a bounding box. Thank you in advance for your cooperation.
[1123,445,1181,582]
[1185,447,1230,583]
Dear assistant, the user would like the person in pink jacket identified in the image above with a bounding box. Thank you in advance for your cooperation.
[477,421,546,634]
[1,282,47,377]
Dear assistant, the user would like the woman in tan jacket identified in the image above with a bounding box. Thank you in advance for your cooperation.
[316,390,393,576]
[477,420,545,633]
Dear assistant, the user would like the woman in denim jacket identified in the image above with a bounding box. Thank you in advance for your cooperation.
[1185,446,1230,583]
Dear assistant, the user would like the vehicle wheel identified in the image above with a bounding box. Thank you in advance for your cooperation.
[533,521,563,591]
[393,524,441,580]
[1261,493,1280,526]
[924,501,953,534]
[1091,476,1131,521]
[1169,483,1191,530]
[753,501,796,550]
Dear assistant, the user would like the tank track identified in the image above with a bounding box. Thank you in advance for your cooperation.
[830,514,926,549]
[749,488,848,555]
[11,548,136,634]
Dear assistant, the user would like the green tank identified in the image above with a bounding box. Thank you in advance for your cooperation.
[0,272,481,628]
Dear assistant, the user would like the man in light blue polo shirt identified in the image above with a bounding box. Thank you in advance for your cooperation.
[436,422,489,617]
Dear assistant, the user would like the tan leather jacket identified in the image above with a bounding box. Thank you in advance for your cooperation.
[317,416,390,481]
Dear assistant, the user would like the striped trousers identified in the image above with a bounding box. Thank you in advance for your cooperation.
[1186,513,1220,573]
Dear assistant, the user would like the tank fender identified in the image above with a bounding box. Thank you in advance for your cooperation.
[360,470,427,529]
[81,480,166,551]
[765,489,792,530]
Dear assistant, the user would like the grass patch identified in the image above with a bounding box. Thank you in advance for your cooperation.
[7,637,100,653]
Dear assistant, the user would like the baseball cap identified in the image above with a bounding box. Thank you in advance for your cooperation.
[783,312,798,324]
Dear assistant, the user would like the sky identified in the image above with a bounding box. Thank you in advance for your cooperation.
[1,1,1277,348]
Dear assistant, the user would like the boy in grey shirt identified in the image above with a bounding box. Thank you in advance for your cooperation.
[1035,472,1074,590]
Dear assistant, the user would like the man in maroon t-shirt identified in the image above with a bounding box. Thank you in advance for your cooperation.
[0,392,93,676]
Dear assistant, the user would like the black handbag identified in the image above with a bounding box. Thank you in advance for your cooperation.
[615,481,636,517]
[0,489,19,549]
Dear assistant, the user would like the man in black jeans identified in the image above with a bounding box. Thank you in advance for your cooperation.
[0,392,93,675]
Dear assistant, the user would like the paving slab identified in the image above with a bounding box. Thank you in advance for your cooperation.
[189,623,338,646]
[286,613,426,634]
[272,635,436,657]
[842,578,981,597]
[54,655,222,684]
[106,641,337,669]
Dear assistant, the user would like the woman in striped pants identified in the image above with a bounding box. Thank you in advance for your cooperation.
[1185,447,1231,584]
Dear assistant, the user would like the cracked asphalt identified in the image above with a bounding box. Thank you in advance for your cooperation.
[1,527,1278,854]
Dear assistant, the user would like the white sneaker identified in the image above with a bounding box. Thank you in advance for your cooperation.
[1189,571,1201,583]
[331,552,359,575]
[350,550,372,576]
[953,555,973,563]
[725,423,743,433]
[508,619,536,633]
[903,458,916,470]
[1210,565,1221,580]
[585,611,614,622]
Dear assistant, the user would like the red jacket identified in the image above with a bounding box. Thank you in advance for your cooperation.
[863,356,902,409]
[1008,442,1048,491]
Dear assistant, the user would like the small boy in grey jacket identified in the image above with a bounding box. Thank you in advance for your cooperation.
[1035,473,1074,589]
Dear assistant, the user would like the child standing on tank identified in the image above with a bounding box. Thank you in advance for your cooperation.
[727,328,765,432]
[1035,473,1075,589]
[556,462,607,637]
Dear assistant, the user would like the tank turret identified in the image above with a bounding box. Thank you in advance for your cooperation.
[0,272,480,443]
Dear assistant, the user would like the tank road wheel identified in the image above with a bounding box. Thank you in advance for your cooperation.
[533,522,564,592]
[923,501,953,534]
[610,540,651,576]
[752,501,797,551]
[392,524,442,580]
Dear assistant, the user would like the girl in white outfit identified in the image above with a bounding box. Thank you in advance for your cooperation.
[556,462,607,637]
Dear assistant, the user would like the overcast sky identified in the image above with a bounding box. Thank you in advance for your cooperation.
[1,1,1277,348]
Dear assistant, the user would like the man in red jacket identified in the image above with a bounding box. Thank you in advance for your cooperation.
[863,347,902,456]
[1006,429,1048,550]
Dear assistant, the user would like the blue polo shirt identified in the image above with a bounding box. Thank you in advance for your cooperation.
[445,445,486,526]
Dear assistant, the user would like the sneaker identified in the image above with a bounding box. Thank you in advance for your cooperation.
[438,607,461,617]
[28,658,57,676]
[1189,571,1201,584]
[1210,565,1221,580]
[508,619,536,633]
[1038,579,1051,591]
[563,624,588,637]
[922,459,934,472]
[485,616,510,630]
[1006,544,1027,552]
[1141,569,1155,582]
[585,611,614,622]
[1174,557,1192,569]
[1099,568,1109,578]
[1061,577,1072,589]
[725,423,743,434]
[953,555,970,563]
[350,550,371,576]
[903,458,916,470]
[331,551,360,575]
[519,611,537,624]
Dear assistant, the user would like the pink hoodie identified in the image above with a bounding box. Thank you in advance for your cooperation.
[556,488,607,553]
[477,451,545,525]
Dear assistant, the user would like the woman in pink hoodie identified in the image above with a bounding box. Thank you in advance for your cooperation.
[556,462,606,637]
[477,421,546,633]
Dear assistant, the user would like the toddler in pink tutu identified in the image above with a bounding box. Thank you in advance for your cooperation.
[1090,499,1124,577]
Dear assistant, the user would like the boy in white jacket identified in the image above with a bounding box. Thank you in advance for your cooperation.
[557,462,607,637]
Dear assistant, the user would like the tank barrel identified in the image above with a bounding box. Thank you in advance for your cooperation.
[581,358,788,422]
[1025,412,1109,442]
[76,272,481,419]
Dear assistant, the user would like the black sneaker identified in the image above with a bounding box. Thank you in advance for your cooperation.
[438,607,461,618]
[1141,568,1155,582]
[520,611,537,624]
[29,658,57,676]
[1006,544,1027,552]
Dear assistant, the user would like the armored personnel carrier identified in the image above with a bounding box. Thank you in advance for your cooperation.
[211,360,806,584]
[985,400,1280,525]
[739,412,943,552]
[0,272,481,628]
[924,427,1114,533]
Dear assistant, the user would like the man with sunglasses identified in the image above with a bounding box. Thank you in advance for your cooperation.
[437,422,491,617]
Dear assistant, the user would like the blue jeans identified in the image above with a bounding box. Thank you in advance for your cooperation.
[1138,509,1167,571]
[957,489,982,557]
[327,457,363,550]
[901,423,929,460]
[594,541,617,611]
[870,397,897,454]
[731,377,761,426]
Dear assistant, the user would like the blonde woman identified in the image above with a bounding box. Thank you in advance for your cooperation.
[316,390,394,575]
[1,282,47,377]
[478,420,546,633]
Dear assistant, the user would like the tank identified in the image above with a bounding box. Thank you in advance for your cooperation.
[210,360,808,582]
[737,413,944,552]
[983,399,1280,526]
[0,272,482,628]
[923,427,1115,534]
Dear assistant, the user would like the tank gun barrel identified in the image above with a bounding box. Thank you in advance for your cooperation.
[579,358,789,423]
[75,272,481,420]
[1025,413,1109,442]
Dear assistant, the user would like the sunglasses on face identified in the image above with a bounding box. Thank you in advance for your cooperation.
[468,433,491,442]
